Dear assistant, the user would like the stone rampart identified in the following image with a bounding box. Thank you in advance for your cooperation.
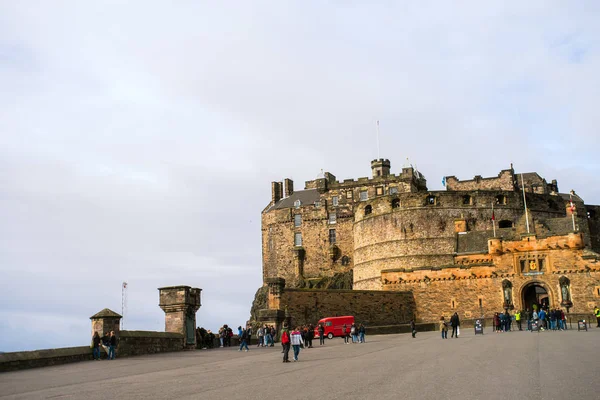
[279,288,416,327]
[0,330,184,373]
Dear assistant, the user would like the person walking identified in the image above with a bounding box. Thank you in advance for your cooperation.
[515,310,522,331]
[439,317,448,339]
[342,324,349,344]
[108,331,117,360]
[450,313,460,338]
[306,324,314,348]
[410,320,416,338]
[91,332,102,360]
[238,327,250,352]
[290,327,303,361]
[281,324,291,363]
[318,323,325,345]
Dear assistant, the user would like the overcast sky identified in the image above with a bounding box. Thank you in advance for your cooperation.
[1,1,599,352]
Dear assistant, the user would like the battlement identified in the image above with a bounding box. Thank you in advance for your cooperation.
[445,168,516,191]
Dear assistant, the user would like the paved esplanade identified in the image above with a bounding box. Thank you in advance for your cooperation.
[1,329,599,400]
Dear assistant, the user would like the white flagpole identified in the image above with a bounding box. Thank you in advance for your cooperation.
[570,191,576,231]
[521,174,530,234]
[376,120,380,159]
[492,201,496,238]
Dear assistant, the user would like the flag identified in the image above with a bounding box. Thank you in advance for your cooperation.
[491,210,495,221]
[569,194,575,213]
[123,282,128,289]
[442,177,446,187]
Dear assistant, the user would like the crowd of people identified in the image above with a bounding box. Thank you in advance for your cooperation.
[90,330,117,360]
[492,307,570,332]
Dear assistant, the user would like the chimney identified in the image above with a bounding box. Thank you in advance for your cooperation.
[284,178,294,197]
[271,182,283,204]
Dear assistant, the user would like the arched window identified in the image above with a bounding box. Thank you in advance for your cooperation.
[364,205,372,215]
[462,195,472,205]
[426,195,436,206]
[392,198,400,209]
[498,220,513,228]
[495,195,507,205]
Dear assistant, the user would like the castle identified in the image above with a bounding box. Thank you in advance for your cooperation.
[254,159,600,326]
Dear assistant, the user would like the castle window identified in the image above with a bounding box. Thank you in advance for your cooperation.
[462,195,472,205]
[390,187,398,195]
[294,232,302,247]
[329,229,336,244]
[426,195,436,206]
[376,187,384,196]
[341,255,350,266]
[538,259,545,271]
[495,195,507,205]
[346,191,353,199]
[392,198,400,209]
[294,199,301,208]
[329,213,337,224]
[314,201,321,208]
[520,260,526,273]
[332,196,339,207]
[360,190,368,201]
[294,214,301,227]
[364,205,372,215]
[499,220,513,228]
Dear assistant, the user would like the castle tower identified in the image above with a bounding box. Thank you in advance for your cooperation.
[158,286,202,349]
[371,159,391,178]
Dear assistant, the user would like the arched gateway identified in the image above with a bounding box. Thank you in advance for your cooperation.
[521,281,553,311]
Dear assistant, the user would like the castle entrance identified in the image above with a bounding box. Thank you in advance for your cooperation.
[522,283,549,311]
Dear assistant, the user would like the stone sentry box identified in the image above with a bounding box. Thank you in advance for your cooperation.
[159,286,202,349]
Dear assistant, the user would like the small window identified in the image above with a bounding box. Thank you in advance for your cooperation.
[364,205,372,215]
[520,260,526,272]
[346,191,353,199]
[294,232,302,247]
[495,195,507,205]
[329,229,336,244]
[294,199,301,208]
[326,322,332,326]
[462,195,472,205]
[451,300,455,309]
[478,298,483,308]
[360,191,368,201]
[329,213,336,224]
[426,195,436,205]
[538,259,545,271]
[314,201,321,208]
[499,220,512,228]
[332,196,339,207]
[389,187,398,195]
[392,198,400,209]
[294,214,301,227]
[376,187,384,196]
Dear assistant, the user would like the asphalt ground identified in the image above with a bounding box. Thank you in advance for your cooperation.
[1,327,599,400]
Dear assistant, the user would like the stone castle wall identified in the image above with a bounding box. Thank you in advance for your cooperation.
[445,169,516,191]
[280,288,416,327]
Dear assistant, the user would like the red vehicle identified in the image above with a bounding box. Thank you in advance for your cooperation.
[314,316,355,339]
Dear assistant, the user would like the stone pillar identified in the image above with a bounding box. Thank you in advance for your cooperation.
[90,308,122,337]
[293,248,305,278]
[158,286,202,349]
[266,277,285,310]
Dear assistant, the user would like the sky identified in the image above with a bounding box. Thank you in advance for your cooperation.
[1,1,599,352]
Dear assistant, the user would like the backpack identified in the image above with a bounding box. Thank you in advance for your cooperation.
[281,331,290,344]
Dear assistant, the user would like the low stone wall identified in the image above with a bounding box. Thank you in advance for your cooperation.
[118,330,183,356]
[0,330,185,373]
[280,288,416,327]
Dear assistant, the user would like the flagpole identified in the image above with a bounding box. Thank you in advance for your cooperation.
[492,201,496,238]
[521,174,530,234]
[376,120,380,159]
[570,191,576,231]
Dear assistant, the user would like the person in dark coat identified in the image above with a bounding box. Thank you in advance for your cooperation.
[410,320,416,338]
[91,332,102,360]
[450,313,460,338]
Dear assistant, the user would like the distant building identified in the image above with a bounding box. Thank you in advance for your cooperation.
[258,159,600,322]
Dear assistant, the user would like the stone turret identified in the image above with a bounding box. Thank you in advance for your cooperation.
[158,286,202,349]
[371,159,391,178]
[90,308,122,337]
